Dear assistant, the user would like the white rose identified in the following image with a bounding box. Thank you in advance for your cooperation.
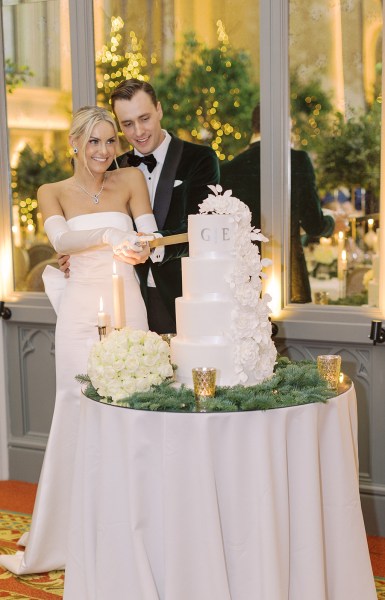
[125,356,141,373]
[157,363,174,378]
[127,329,147,344]
[134,377,151,392]
[143,353,159,367]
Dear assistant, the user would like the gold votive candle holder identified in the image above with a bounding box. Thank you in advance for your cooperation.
[97,325,107,341]
[160,333,176,345]
[192,367,216,412]
[314,291,329,305]
[317,354,342,391]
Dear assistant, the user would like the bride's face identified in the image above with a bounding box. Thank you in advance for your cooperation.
[80,121,118,174]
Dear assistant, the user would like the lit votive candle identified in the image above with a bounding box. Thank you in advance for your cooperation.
[192,367,217,412]
[317,354,342,391]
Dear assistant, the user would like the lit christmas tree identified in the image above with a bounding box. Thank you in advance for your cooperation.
[95,16,156,107]
[290,73,333,153]
[95,18,258,160]
[152,21,258,160]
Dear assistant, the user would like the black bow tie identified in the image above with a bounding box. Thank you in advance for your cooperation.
[126,153,157,173]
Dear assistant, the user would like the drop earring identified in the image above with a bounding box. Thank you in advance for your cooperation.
[73,147,78,154]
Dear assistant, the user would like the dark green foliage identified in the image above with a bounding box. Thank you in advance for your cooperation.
[328,291,369,306]
[315,102,381,196]
[5,58,33,93]
[14,145,72,200]
[290,73,334,153]
[151,32,259,159]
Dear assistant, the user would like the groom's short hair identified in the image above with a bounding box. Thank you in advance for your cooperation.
[110,79,158,111]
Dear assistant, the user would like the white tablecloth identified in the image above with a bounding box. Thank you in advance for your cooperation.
[64,385,376,600]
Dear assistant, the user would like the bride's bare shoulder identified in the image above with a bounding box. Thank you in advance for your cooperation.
[38,177,74,197]
[37,178,74,214]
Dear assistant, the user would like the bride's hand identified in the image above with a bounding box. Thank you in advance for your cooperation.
[114,244,150,265]
[113,232,150,265]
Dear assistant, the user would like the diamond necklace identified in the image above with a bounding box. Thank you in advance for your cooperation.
[74,173,107,204]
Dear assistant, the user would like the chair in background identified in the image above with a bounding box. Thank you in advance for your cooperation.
[24,258,60,292]
[28,243,55,270]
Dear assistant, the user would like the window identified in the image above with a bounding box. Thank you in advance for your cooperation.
[289,0,382,307]
[93,1,260,162]
[3,0,72,292]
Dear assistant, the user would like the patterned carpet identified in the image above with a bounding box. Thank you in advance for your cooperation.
[0,510,64,599]
[0,508,383,598]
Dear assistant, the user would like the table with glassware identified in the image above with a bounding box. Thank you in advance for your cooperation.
[63,380,376,600]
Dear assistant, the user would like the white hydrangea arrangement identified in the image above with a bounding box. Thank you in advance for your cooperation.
[199,184,277,384]
[87,328,174,403]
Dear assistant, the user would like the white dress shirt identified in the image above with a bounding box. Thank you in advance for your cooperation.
[135,130,172,286]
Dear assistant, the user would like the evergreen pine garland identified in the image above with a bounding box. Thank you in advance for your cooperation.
[76,358,337,413]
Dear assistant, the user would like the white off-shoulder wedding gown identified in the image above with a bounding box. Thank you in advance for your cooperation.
[0,212,148,574]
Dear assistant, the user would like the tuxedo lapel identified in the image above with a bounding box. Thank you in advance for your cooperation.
[153,136,184,229]
[115,150,133,169]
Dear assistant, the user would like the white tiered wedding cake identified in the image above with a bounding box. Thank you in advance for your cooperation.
[170,185,277,387]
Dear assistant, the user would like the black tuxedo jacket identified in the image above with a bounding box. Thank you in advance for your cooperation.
[220,142,334,302]
[116,135,220,321]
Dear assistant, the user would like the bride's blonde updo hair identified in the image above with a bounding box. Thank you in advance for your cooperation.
[69,106,119,170]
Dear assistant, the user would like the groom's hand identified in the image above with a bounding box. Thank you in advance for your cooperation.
[57,254,70,278]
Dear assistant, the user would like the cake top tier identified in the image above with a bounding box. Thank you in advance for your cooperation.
[190,184,268,256]
[188,213,236,258]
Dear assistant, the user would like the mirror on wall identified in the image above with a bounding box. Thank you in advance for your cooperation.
[289,0,382,308]
[3,0,72,292]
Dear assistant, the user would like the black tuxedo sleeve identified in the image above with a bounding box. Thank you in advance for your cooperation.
[293,151,334,239]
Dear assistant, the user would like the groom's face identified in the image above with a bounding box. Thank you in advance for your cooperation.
[114,90,165,156]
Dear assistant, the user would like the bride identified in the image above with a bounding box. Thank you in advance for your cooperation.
[0,106,157,574]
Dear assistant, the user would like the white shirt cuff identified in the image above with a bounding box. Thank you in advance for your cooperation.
[150,233,165,263]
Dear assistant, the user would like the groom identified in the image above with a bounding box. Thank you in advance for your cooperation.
[60,79,220,333]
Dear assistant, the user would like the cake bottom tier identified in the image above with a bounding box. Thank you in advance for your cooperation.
[171,337,259,387]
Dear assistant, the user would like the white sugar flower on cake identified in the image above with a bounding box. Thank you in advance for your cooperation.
[199,184,277,385]
[199,184,269,244]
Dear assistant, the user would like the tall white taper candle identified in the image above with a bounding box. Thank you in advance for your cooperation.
[112,260,126,329]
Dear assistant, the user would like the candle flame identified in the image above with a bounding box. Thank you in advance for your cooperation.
[112,260,117,275]
[99,296,104,311]
[341,249,347,261]
[265,276,281,318]
[368,218,374,226]
[338,231,344,241]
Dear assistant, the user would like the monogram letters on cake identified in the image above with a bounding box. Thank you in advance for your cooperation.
[170,185,277,387]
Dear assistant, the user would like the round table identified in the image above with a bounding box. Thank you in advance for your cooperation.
[63,382,376,600]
